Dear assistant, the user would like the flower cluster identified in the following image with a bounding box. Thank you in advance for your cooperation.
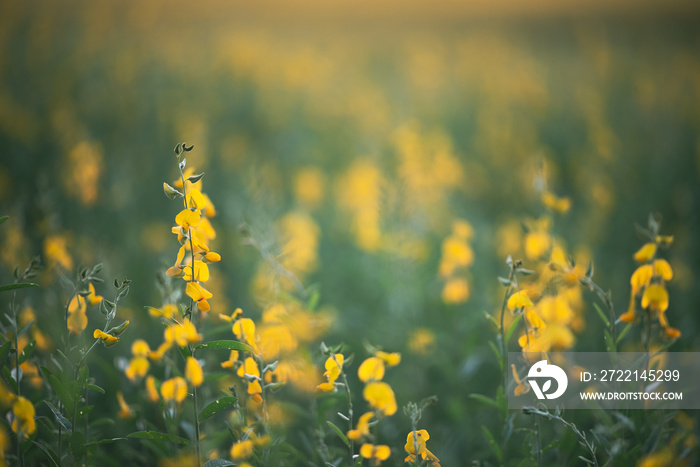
[438,219,474,304]
[619,225,679,339]
[404,429,440,466]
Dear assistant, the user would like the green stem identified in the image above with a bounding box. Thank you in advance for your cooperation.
[331,354,354,464]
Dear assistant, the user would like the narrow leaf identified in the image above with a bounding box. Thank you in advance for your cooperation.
[199,396,238,423]
[32,441,60,467]
[18,340,36,364]
[593,303,610,328]
[326,421,350,447]
[87,384,105,395]
[0,283,38,293]
[44,401,72,431]
[616,323,632,344]
[482,426,503,462]
[127,431,190,445]
[187,172,205,183]
[203,460,236,467]
[469,394,499,410]
[195,340,253,352]
[505,313,523,345]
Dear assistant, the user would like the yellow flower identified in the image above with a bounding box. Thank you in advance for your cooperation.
[637,448,673,467]
[317,353,344,392]
[132,339,151,357]
[408,328,435,355]
[541,191,571,214]
[221,350,239,369]
[360,443,391,463]
[161,377,188,404]
[149,303,178,319]
[175,208,201,230]
[363,382,397,416]
[146,376,160,402]
[230,440,254,461]
[148,341,172,361]
[441,277,470,304]
[183,260,210,283]
[652,259,673,281]
[93,329,118,344]
[404,430,440,466]
[641,284,669,313]
[376,351,401,367]
[164,319,202,347]
[67,295,87,335]
[634,243,657,263]
[185,357,204,387]
[185,282,213,312]
[358,357,385,382]
[631,264,654,294]
[237,357,263,400]
[117,392,133,419]
[11,396,36,438]
[125,357,150,381]
[507,290,534,311]
[86,282,103,306]
[511,364,530,396]
[43,234,73,271]
[347,411,375,441]
[525,230,550,260]
[232,318,259,354]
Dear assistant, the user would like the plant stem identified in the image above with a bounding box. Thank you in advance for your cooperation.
[331,354,354,464]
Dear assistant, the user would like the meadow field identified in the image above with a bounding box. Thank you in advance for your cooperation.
[0,1,699,465]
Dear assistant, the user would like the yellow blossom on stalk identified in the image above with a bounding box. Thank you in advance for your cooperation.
[363,382,397,416]
[511,364,530,396]
[117,392,133,419]
[631,265,654,294]
[67,295,87,335]
[653,259,673,281]
[93,329,118,344]
[376,351,401,366]
[11,396,36,438]
[232,318,260,354]
[508,290,534,310]
[230,440,254,461]
[404,430,440,466]
[360,443,391,463]
[175,208,201,230]
[221,350,239,369]
[358,357,385,382]
[524,217,551,260]
[86,282,103,306]
[149,342,172,361]
[186,281,213,312]
[161,377,188,404]
[317,353,344,392]
[164,319,202,347]
[185,357,204,387]
[146,376,160,402]
[238,357,263,402]
[642,284,669,313]
[347,411,375,441]
[634,243,657,263]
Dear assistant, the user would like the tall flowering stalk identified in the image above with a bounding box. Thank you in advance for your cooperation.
[162,143,221,466]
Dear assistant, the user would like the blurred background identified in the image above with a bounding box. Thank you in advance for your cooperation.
[1,0,699,464]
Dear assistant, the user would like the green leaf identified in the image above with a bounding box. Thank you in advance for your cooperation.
[603,330,616,353]
[203,460,235,467]
[48,375,73,415]
[198,396,238,423]
[195,340,253,352]
[32,441,60,467]
[0,340,12,363]
[488,340,504,371]
[177,345,192,359]
[71,431,86,459]
[44,401,72,431]
[593,303,610,327]
[326,421,350,447]
[482,425,503,462]
[505,313,523,345]
[17,320,34,339]
[0,216,8,225]
[187,172,205,184]
[616,323,632,344]
[469,394,499,410]
[87,384,105,395]
[18,340,36,365]
[163,182,184,199]
[0,283,38,294]
[127,431,190,445]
